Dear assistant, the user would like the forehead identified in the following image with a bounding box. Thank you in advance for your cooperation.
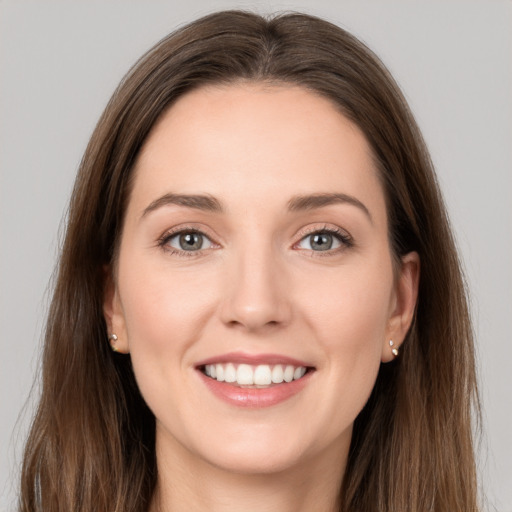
[130,83,385,222]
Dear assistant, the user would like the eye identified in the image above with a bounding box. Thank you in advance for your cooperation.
[165,231,213,252]
[296,229,351,252]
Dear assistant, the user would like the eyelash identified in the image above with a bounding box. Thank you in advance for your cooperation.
[157,226,214,258]
[157,225,354,258]
[294,225,354,256]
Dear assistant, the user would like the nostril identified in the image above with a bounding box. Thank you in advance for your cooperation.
[225,317,282,331]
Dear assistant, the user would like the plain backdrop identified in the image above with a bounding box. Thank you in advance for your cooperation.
[1,1,511,511]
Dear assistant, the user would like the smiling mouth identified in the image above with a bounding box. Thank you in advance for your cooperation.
[199,363,314,388]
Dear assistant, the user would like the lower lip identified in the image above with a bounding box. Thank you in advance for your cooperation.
[198,370,313,408]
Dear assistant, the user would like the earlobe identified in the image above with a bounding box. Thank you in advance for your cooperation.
[382,251,420,362]
[103,265,130,354]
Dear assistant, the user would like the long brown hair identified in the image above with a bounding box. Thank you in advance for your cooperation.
[19,10,480,511]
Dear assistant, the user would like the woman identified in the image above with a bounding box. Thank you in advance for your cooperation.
[19,10,480,512]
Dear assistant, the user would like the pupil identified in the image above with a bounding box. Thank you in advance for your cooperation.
[311,233,332,251]
[180,233,202,250]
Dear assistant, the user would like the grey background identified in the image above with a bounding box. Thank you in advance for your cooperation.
[1,1,510,511]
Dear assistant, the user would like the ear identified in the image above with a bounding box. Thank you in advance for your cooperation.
[103,265,130,354]
[381,252,420,362]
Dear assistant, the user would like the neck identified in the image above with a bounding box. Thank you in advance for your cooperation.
[150,431,348,512]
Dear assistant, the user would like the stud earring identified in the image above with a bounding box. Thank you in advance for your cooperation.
[389,339,399,357]
[108,333,119,352]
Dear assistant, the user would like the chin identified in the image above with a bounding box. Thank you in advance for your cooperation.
[205,446,304,476]
[190,427,320,476]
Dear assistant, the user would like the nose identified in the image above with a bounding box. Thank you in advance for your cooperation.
[219,245,292,332]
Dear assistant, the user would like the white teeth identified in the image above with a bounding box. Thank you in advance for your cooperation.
[271,364,284,384]
[293,366,306,380]
[205,364,217,378]
[224,363,236,383]
[204,362,309,386]
[236,364,254,385]
[215,364,225,382]
[254,365,272,385]
[283,365,295,383]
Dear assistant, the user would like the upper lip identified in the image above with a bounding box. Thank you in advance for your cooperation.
[195,351,314,368]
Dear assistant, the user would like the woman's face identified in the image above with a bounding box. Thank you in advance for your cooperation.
[105,84,418,475]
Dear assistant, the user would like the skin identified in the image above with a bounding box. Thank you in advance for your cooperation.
[104,84,419,512]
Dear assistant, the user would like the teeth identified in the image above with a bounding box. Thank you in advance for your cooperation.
[283,365,295,383]
[271,364,284,383]
[203,363,308,386]
[254,365,272,385]
[294,366,306,380]
[224,363,236,383]
[237,364,254,385]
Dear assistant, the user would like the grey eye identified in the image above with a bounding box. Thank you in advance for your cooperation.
[168,232,212,251]
[298,232,342,251]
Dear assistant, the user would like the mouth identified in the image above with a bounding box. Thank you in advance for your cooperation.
[199,362,314,388]
[195,354,316,408]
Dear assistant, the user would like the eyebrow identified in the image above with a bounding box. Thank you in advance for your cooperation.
[287,193,372,223]
[141,193,223,218]
[141,191,371,222]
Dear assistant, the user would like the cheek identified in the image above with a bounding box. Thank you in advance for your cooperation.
[296,259,393,405]
[115,258,221,427]
[299,260,393,347]
[117,256,219,359]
